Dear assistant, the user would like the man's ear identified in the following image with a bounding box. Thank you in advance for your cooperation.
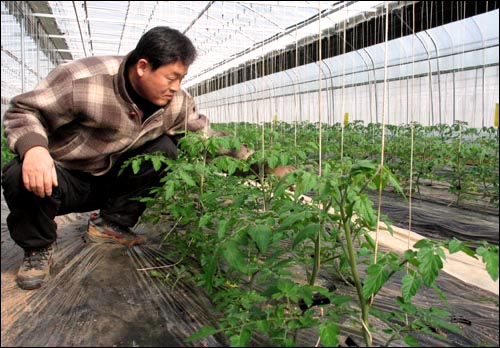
[136,58,149,77]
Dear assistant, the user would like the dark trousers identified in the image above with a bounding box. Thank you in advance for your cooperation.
[1,135,177,250]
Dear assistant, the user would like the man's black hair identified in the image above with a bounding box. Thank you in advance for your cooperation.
[128,26,197,70]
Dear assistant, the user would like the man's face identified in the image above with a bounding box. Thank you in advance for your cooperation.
[135,59,189,106]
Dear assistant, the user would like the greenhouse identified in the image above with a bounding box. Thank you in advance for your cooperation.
[1,1,498,347]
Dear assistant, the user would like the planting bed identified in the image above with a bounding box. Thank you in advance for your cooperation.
[1,188,498,347]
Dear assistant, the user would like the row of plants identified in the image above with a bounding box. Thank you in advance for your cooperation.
[124,130,498,347]
[3,120,498,209]
[2,121,497,346]
[212,120,499,209]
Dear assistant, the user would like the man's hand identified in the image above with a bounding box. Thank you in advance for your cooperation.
[265,165,297,191]
[22,146,58,198]
[265,165,296,178]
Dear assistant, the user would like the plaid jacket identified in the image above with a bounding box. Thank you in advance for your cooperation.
[3,54,210,175]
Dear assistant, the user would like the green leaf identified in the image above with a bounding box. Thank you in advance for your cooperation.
[152,157,162,171]
[217,219,230,240]
[401,273,421,302]
[162,181,175,201]
[255,320,270,333]
[287,319,303,329]
[402,335,420,346]
[266,155,279,169]
[274,279,300,302]
[429,318,462,334]
[227,160,238,176]
[248,224,272,253]
[417,247,443,287]
[351,159,377,171]
[132,158,141,174]
[149,270,161,278]
[345,202,354,218]
[223,241,248,273]
[362,263,388,297]
[459,244,477,258]
[184,326,217,342]
[383,165,405,198]
[229,328,252,347]
[477,246,499,281]
[318,321,339,347]
[430,283,447,302]
[448,239,462,254]
[300,171,318,193]
[179,170,197,187]
[355,194,377,228]
[404,249,418,266]
[413,239,433,249]
[396,296,417,315]
[202,256,217,292]
[363,232,376,250]
[280,211,308,229]
[299,286,314,308]
[292,223,320,248]
[330,294,354,307]
[199,214,211,228]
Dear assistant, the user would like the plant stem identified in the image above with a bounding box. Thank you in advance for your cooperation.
[340,200,373,346]
[309,199,333,286]
[309,224,321,286]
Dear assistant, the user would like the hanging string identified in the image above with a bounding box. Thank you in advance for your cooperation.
[318,1,323,177]
[373,1,390,267]
[294,25,299,164]
[260,47,265,163]
[408,3,416,252]
[258,28,268,209]
[340,5,347,161]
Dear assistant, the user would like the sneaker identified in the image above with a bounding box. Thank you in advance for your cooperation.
[87,215,146,247]
[17,245,54,290]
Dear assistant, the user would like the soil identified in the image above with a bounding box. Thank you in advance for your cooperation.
[368,183,499,246]
[1,182,499,347]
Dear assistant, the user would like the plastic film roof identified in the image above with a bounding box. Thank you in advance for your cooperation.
[35,1,387,87]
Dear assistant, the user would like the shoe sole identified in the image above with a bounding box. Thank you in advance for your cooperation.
[87,222,147,247]
[17,277,45,290]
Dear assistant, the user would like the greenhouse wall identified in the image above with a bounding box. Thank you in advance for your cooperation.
[1,1,61,121]
[195,10,499,128]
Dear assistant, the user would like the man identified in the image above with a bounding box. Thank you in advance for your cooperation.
[1,27,232,290]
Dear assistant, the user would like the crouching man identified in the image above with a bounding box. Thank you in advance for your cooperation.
[2,26,294,291]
